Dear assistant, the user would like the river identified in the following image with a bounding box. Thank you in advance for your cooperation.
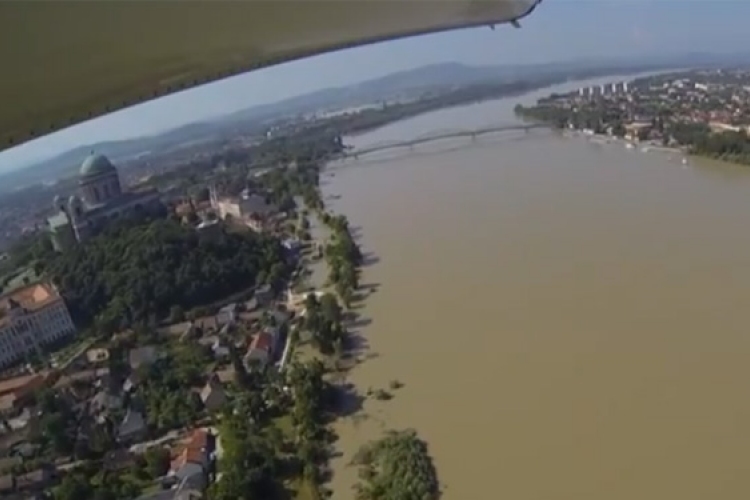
[322,75,750,500]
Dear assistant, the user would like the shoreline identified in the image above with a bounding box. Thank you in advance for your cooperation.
[292,191,378,498]
[299,175,423,499]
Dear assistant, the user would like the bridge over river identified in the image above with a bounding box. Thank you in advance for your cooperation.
[343,122,547,158]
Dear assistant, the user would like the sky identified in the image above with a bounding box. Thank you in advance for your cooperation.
[0,0,747,173]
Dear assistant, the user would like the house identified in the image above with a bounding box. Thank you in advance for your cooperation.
[216,303,238,327]
[128,346,160,371]
[243,297,258,312]
[254,284,273,306]
[169,449,205,490]
[0,394,18,415]
[193,316,218,335]
[104,449,136,472]
[0,373,48,400]
[244,332,274,369]
[210,338,230,360]
[15,465,56,492]
[90,389,122,414]
[7,407,36,431]
[199,375,226,412]
[168,429,213,491]
[136,475,203,500]
[117,409,147,443]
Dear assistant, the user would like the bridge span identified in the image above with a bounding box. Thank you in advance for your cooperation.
[343,123,546,158]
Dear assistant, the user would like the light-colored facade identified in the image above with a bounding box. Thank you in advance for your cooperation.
[0,282,76,369]
[48,153,162,251]
[209,186,276,230]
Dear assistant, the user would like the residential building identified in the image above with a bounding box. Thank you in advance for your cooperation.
[135,475,203,500]
[90,389,123,414]
[255,284,273,306]
[0,282,76,369]
[244,332,275,369]
[128,346,160,371]
[103,449,137,472]
[117,409,147,443]
[216,303,237,327]
[199,375,226,412]
[168,429,213,491]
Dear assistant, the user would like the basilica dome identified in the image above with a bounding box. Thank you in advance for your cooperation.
[79,153,116,179]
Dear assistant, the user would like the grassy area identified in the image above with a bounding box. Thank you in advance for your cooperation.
[49,336,97,368]
[291,477,321,500]
[273,414,294,438]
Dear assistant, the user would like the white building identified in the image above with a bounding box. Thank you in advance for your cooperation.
[0,282,76,368]
[209,186,277,231]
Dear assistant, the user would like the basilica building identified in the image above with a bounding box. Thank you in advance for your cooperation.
[47,153,162,250]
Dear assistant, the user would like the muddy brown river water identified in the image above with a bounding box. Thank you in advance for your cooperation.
[323,77,750,500]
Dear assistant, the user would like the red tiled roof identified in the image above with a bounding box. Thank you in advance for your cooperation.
[170,447,204,472]
[0,282,62,327]
[0,373,48,398]
[170,428,210,472]
[187,429,208,450]
[249,332,273,353]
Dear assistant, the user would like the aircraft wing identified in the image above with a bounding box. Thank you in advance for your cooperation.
[0,0,542,154]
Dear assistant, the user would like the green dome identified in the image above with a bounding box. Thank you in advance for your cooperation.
[80,153,116,178]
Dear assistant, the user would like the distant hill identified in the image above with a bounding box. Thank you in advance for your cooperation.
[3,51,749,193]
[189,53,750,126]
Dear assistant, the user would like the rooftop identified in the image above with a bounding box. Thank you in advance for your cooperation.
[0,282,61,322]
[249,332,273,353]
[0,373,48,398]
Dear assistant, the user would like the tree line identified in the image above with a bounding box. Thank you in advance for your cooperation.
[321,213,362,309]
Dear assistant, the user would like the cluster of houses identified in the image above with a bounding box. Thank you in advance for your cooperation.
[0,280,296,499]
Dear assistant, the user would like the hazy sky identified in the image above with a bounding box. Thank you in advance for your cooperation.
[0,0,746,173]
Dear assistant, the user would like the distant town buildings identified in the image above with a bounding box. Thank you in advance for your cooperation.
[0,281,76,369]
[47,153,162,251]
[577,81,630,99]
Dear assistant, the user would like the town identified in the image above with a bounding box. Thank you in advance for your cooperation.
[0,126,369,500]
[515,68,750,165]
[3,64,745,500]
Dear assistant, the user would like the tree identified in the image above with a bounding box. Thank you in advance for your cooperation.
[169,305,186,323]
[53,472,93,500]
[41,218,287,328]
[144,446,171,478]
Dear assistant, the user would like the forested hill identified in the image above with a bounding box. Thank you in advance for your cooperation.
[40,218,287,330]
